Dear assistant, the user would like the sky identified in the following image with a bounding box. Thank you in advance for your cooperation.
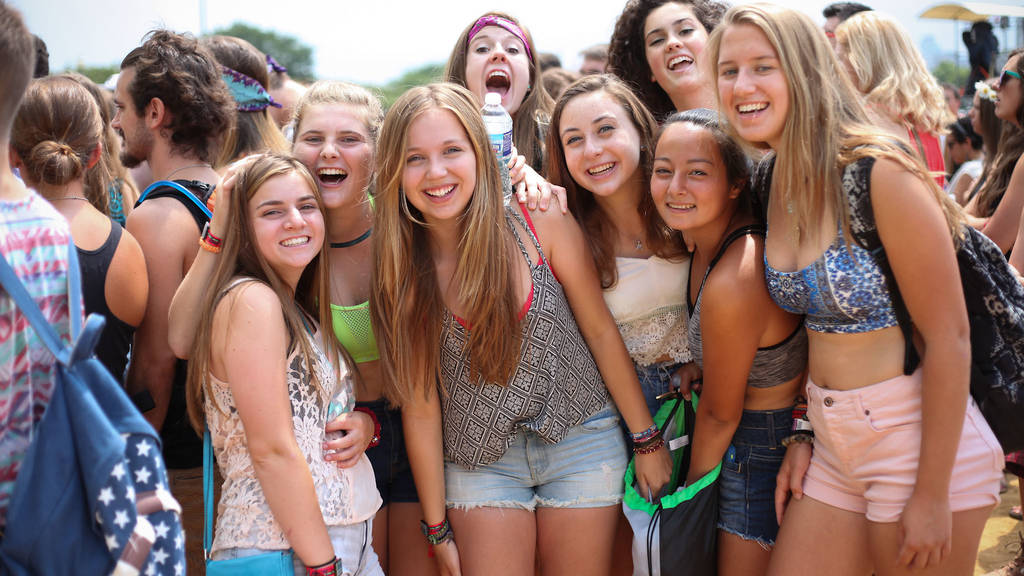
[14,0,1024,86]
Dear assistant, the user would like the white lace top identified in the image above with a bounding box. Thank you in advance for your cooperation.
[604,255,692,367]
[206,322,381,554]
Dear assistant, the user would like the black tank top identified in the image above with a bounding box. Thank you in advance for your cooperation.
[136,179,213,468]
[78,221,135,383]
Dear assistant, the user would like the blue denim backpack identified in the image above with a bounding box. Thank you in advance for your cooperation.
[0,245,184,575]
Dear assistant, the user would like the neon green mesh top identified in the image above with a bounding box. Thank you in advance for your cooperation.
[330,300,379,363]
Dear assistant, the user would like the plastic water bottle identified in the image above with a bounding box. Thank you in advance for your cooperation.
[481,92,513,206]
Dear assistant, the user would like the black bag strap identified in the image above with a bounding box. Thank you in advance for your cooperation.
[844,157,920,375]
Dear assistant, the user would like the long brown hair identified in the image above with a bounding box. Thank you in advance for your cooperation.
[444,11,554,173]
[973,49,1024,217]
[707,4,962,247]
[186,153,345,433]
[546,74,686,289]
[371,83,520,407]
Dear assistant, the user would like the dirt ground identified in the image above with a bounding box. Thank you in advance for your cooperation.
[977,474,1023,575]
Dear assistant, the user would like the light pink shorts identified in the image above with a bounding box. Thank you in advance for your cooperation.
[802,370,1004,523]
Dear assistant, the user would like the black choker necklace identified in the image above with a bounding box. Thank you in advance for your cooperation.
[329,228,372,248]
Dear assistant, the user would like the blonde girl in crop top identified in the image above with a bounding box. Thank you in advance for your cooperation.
[371,83,672,576]
[709,6,999,575]
[183,154,381,574]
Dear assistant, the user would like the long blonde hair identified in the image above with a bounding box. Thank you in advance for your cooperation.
[836,11,954,136]
[186,153,344,433]
[371,83,520,407]
[707,4,962,245]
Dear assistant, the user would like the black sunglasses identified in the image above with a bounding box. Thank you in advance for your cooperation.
[1001,69,1022,87]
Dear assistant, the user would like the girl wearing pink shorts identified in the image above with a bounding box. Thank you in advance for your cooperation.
[708,5,1004,576]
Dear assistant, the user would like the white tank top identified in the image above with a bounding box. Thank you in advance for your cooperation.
[603,255,692,366]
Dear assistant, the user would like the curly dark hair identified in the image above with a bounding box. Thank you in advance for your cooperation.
[120,30,235,163]
[608,0,728,122]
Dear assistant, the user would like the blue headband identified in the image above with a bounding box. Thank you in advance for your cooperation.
[221,66,282,112]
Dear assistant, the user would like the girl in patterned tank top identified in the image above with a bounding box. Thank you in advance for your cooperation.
[183,154,382,575]
[371,83,672,576]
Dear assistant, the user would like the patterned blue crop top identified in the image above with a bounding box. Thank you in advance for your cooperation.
[764,222,898,334]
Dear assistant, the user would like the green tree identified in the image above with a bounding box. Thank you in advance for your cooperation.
[933,59,969,88]
[212,22,315,81]
[68,63,119,86]
[372,63,446,109]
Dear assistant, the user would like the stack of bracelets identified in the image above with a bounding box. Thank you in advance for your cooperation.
[631,424,664,455]
[781,396,814,448]
[199,222,222,254]
[420,518,455,546]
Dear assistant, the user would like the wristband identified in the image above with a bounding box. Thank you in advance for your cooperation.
[353,406,381,448]
[781,431,814,448]
[420,518,455,546]
[198,236,222,254]
[633,436,665,455]
[201,221,223,247]
[305,557,341,576]
[792,418,814,433]
[630,424,660,444]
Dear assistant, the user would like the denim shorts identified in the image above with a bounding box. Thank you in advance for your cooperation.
[357,400,419,505]
[212,519,383,576]
[717,407,791,547]
[445,404,627,510]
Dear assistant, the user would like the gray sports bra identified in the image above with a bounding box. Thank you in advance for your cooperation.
[687,225,807,388]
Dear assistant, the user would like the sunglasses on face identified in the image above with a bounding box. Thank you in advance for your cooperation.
[1000,69,1022,87]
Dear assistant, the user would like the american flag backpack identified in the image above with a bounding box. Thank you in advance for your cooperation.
[0,247,185,575]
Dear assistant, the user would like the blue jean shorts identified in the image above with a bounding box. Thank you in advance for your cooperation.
[211,519,383,576]
[717,407,791,546]
[444,404,627,510]
[358,400,419,505]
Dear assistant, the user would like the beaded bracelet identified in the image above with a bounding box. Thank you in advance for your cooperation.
[631,424,661,444]
[420,518,455,546]
[781,432,814,448]
[305,557,341,576]
[353,406,381,448]
[633,436,665,455]
[198,236,222,254]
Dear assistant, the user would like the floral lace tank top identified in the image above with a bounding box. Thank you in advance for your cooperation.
[205,279,381,554]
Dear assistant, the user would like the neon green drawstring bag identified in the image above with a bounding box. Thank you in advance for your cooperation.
[623,395,720,576]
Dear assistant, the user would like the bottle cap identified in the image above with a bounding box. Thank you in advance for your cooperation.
[485,92,502,106]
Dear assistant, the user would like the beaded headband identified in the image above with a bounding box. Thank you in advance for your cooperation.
[467,16,532,61]
[222,66,282,112]
[975,81,998,104]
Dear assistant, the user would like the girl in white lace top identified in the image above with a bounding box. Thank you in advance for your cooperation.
[184,154,382,575]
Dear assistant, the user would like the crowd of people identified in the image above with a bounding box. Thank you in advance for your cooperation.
[2,0,1023,575]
